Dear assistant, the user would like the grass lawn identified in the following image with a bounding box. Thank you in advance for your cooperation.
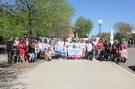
[0,45,6,48]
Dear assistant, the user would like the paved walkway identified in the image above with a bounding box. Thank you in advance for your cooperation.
[15,60,135,89]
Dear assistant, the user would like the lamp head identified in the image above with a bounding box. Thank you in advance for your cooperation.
[98,19,103,25]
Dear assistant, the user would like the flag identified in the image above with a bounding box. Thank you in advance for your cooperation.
[110,29,114,44]
[88,33,92,40]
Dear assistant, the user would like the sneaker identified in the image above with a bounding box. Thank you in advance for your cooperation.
[17,62,21,65]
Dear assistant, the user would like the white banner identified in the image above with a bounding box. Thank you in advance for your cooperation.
[68,48,83,58]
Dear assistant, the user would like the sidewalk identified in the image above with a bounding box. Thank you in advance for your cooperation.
[14,60,135,89]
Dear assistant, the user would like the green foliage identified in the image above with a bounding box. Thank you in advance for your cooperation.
[97,32,110,39]
[0,0,75,38]
[74,16,93,38]
[114,22,134,40]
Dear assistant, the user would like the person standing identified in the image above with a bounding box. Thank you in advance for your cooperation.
[112,40,119,49]
[49,36,57,50]
[36,38,43,60]
[55,38,64,59]
[104,39,112,59]
[17,38,27,63]
[13,37,20,63]
[35,39,41,61]
[86,41,93,59]
[24,37,29,60]
[6,37,14,63]
[43,39,49,60]
[92,38,98,46]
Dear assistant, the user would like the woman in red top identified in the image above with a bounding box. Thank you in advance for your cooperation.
[96,39,104,49]
[17,38,27,63]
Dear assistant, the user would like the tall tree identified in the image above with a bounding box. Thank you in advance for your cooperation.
[74,16,93,38]
[97,32,110,39]
[114,22,134,40]
[0,0,75,38]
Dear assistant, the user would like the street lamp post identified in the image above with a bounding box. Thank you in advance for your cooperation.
[98,19,103,38]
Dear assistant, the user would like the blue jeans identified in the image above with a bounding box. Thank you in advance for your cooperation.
[34,53,38,61]
[29,53,35,62]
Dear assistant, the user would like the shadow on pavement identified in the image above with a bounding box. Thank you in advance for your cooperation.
[0,68,27,89]
[129,66,135,72]
[0,63,12,68]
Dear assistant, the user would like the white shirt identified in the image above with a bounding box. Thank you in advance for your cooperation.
[80,42,86,50]
[65,42,70,48]
[86,43,93,52]
[35,44,40,53]
[14,41,20,46]
[74,43,80,48]
[68,43,73,49]
[93,41,98,46]
[43,43,49,51]
[57,41,64,47]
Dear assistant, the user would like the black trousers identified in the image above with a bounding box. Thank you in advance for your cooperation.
[37,50,41,59]
[7,52,14,63]
[120,57,127,63]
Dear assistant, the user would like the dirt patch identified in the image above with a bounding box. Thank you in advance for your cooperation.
[0,60,45,69]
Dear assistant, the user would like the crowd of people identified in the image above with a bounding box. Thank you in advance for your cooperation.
[6,34,128,65]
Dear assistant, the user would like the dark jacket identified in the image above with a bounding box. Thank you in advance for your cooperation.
[99,49,108,57]
[104,42,111,49]
[6,41,14,53]
[112,43,119,49]
[91,49,98,56]
[113,52,121,58]
[111,48,117,54]
[28,45,35,53]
